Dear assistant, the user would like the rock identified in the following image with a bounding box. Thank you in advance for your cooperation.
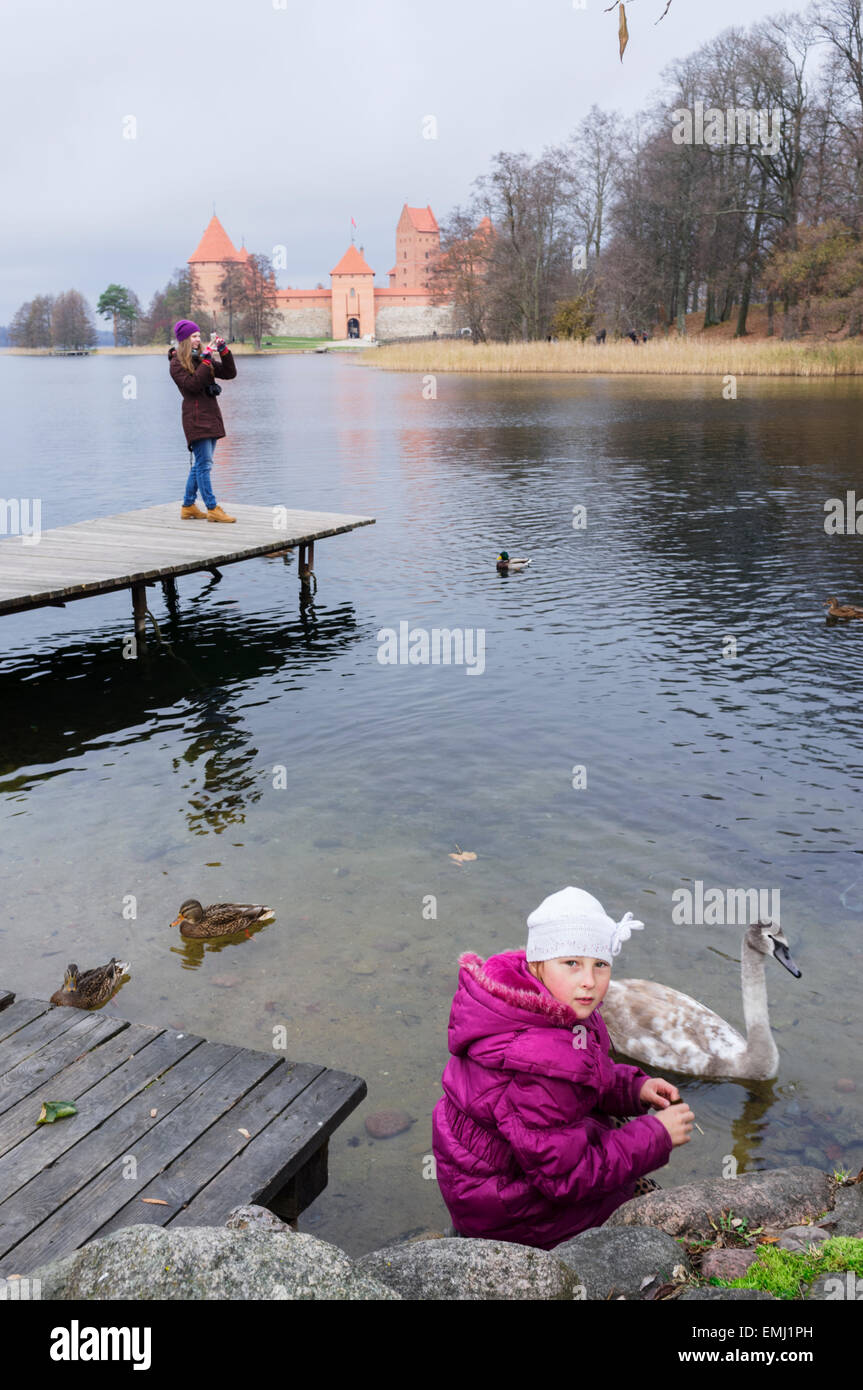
[364,1109,415,1139]
[554,1226,690,1300]
[604,1167,834,1240]
[357,1237,576,1300]
[806,1270,862,1301]
[678,1287,777,1301]
[777,1225,831,1253]
[24,1224,399,1300]
[814,1183,863,1237]
[699,1248,758,1281]
[224,1204,292,1234]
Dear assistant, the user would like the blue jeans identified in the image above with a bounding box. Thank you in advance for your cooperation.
[183,438,217,511]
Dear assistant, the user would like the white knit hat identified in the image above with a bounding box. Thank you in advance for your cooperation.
[526,886,644,962]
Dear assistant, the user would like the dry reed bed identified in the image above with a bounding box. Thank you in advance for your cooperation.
[363,337,863,377]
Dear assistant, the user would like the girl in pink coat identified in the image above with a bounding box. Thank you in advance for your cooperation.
[432,887,695,1249]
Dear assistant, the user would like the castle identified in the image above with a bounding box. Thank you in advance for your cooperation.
[188,205,461,340]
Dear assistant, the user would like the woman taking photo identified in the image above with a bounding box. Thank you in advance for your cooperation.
[169,318,237,522]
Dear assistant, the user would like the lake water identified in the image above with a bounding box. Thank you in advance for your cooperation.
[0,351,861,1256]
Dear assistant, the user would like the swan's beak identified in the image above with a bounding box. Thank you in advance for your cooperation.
[774,942,801,977]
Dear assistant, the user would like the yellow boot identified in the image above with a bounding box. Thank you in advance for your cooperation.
[181,503,208,519]
[207,505,236,523]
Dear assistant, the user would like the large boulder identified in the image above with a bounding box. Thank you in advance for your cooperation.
[25,1225,399,1300]
[605,1167,834,1239]
[554,1226,690,1299]
[357,1236,576,1300]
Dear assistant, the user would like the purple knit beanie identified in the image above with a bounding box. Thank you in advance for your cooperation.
[174,319,200,343]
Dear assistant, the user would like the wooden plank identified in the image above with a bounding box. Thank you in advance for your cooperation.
[0,1006,104,1091]
[170,1067,366,1228]
[0,1011,128,1119]
[91,1059,323,1238]
[0,1044,274,1273]
[0,1021,159,1158]
[0,998,54,1046]
[0,1030,208,1214]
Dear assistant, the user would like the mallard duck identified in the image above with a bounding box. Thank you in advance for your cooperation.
[170,899,275,939]
[50,958,130,1009]
[825,596,863,619]
[601,920,801,1080]
[496,551,531,573]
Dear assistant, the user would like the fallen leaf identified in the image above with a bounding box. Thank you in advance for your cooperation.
[150,1108,158,1118]
[238,1128,251,1139]
[141,1198,169,1206]
[619,3,628,61]
[37,1100,77,1125]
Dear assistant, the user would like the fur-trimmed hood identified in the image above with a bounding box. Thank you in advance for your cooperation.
[448,949,613,1077]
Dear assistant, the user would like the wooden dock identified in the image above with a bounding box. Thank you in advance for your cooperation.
[0,502,375,640]
[0,989,366,1277]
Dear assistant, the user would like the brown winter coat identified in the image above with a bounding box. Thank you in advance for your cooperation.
[168,347,237,447]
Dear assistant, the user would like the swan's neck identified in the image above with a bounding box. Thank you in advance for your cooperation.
[740,939,777,1071]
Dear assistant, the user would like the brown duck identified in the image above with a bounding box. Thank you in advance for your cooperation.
[50,958,130,1009]
[825,596,863,619]
[170,899,275,939]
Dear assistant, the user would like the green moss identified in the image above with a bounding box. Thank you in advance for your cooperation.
[711,1237,863,1300]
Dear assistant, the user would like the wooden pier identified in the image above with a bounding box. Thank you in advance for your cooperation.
[0,503,375,641]
[0,988,366,1277]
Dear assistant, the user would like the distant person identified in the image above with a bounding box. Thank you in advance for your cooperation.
[628,330,638,344]
[168,319,237,522]
[595,328,607,345]
[642,331,648,343]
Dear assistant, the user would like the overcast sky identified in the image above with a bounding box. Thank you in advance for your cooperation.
[1,0,809,322]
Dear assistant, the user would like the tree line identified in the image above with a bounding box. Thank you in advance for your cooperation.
[8,254,281,351]
[432,0,863,342]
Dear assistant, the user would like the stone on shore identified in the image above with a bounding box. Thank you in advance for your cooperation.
[678,1286,777,1300]
[604,1166,834,1239]
[554,1226,691,1299]
[357,1236,577,1300]
[24,1224,399,1300]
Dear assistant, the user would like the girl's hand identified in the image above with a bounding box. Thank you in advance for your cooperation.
[653,1101,694,1147]
[639,1078,679,1108]
[214,336,226,351]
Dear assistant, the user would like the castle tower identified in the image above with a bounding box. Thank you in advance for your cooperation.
[387,205,440,290]
[188,215,247,323]
[331,244,376,339]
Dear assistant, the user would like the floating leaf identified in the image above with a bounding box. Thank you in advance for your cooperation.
[449,844,478,865]
[141,1198,169,1206]
[37,1100,77,1125]
[618,3,629,62]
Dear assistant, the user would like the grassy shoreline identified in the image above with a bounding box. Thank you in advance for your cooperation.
[362,336,863,378]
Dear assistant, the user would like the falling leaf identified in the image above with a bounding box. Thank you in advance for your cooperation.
[619,3,629,62]
[37,1100,77,1125]
[141,1198,169,1206]
[238,1128,251,1139]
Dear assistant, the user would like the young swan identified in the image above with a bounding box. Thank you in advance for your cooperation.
[528,954,694,1149]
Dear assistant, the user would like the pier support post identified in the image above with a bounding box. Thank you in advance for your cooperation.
[298,541,314,581]
[131,583,147,648]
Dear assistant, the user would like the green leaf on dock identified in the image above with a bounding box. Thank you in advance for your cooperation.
[37,1100,78,1125]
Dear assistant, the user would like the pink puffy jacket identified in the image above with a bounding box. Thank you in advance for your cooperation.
[431,949,673,1249]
